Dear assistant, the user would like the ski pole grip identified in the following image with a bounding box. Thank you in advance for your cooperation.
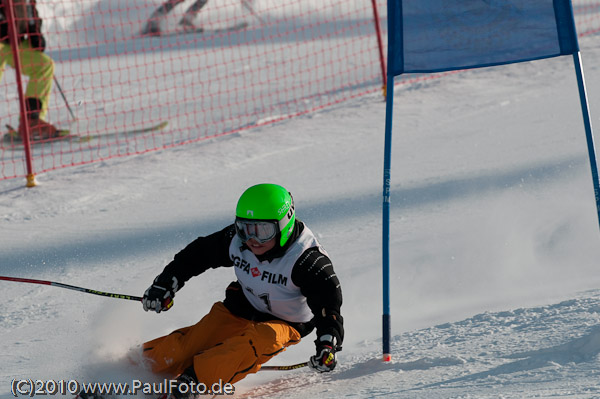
[163,297,174,310]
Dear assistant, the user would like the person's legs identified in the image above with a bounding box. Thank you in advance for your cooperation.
[142,301,302,386]
[0,41,54,121]
[179,0,208,31]
[141,0,186,35]
[0,42,9,84]
[142,302,250,377]
[192,318,301,385]
[16,42,54,121]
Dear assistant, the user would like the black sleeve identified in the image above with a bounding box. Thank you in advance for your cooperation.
[28,0,42,32]
[291,247,344,349]
[26,0,45,51]
[157,224,236,291]
[0,11,7,45]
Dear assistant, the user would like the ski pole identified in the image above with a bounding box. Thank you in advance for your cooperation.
[261,362,308,371]
[4,274,305,370]
[0,275,142,302]
[53,76,77,121]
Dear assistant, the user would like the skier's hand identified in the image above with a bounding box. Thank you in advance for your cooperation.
[309,335,337,372]
[142,275,178,313]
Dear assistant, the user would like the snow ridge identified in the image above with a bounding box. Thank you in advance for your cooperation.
[239,291,600,398]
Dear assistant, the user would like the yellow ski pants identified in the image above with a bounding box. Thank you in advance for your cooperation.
[142,302,302,386]
[0,40,54,120]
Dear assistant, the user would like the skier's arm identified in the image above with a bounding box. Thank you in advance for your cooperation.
[26,0,45,51]
[142,225,236,312]
[160,224,236,288]
[292,247,344,347]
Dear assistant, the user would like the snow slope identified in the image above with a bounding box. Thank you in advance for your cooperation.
[2,13,600,399]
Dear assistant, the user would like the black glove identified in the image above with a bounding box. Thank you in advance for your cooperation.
[309,335,337,372]
[142,275,178,313]
[29,32,46,52]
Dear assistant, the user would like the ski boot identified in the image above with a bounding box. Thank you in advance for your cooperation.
[18,97,59,141]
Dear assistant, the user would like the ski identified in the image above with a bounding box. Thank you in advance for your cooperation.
[77,120,169,142]
[1,121,168,148]
[72,391,176,399]
[141,22,249,38]
[2,124,71,146]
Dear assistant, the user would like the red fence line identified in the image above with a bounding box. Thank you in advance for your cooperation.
[0,0,599,184]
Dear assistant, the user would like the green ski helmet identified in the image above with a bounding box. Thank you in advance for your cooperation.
[235,183,296,247]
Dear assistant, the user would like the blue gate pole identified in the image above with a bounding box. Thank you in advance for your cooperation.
[572,52,600,229]
[382,74,395,362]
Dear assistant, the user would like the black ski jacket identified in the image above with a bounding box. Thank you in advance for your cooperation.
[155,220,344,349]
[0,0,43,45]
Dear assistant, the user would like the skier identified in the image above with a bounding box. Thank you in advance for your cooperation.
[140,183,344,398]
[0,0,58,139]
[140,0,209,36]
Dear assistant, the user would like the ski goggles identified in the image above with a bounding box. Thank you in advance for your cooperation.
[235,218,278,244]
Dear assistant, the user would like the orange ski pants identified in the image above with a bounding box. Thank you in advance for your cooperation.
[142,302,301,385]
